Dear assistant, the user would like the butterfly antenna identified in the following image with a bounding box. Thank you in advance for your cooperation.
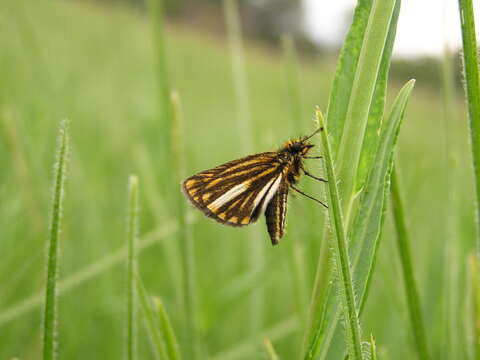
[302,127,323,142]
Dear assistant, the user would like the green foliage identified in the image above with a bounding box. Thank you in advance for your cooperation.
[0,0,477,359]
[390,168,430,359]
[458,0,480,256]
[316,109,363,360]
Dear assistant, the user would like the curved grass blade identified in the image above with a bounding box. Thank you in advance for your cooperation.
[136,276,168,360]
[304,1,374,354]
[43,119,69,360]
[263,338,279,360]
[316,108,363,360]
[308,80,415,360]
[336,0,396,220]
[390,167,430,360]
[458,0,480,257]
[126,175,139,360]
[171,91,198,359]
[154,297,181,360]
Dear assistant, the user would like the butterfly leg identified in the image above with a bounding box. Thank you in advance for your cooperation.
[290,185,328,208]
[304,156,323,159]
[303,170,328,182]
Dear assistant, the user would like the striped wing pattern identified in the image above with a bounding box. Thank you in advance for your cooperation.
[265,182,288,245]
[182,152,286,227]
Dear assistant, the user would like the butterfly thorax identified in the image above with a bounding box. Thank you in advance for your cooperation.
[278,140,314,185]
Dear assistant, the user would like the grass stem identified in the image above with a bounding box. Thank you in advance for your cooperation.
[390,167,430,360]
[154,297,182,360]
[316,108,363,360]
[42,119,69,360]
[126,175,139,360]
[458,0,480,257]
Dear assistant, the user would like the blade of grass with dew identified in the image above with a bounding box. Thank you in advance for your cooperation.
[136,276,168,360]
[468,255,480,357]
[336,0,396,221]
[0,222,179,327]
[304,0,374,352]
[316,108,363,360]
[223,0,264,347]
[171,90,198,359]
[154,297,181,360]
[263,338,279,360]
[311,79,415,360]
[390,167,430,360]
[458,0,480,257]
[126,175,139,360]
[42,119,69,360]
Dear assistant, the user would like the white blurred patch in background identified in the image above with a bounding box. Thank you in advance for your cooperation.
[302,0,480,58]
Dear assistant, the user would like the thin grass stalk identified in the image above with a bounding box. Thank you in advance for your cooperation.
[154,297,182,360]
[136,276,168,360]
[0,222,179,327]
[458,0,480,257]
[440,27,460,358]
[316,108,363,360]
[126,175,139,360]
[370,335,377,360]
[263,338,279,360]
[171,90,198,359]
[223,0,263,345]
[390,167,430,360]
[336,0,396,221]
[42,119,69,360]
[468,255,480,358]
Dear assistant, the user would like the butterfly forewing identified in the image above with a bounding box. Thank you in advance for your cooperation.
[183,152,285,227]
[265,182,289,244]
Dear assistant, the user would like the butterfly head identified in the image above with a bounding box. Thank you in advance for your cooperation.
[283,139,314,156]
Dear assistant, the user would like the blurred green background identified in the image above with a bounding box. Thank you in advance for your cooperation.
[0,0,476,358]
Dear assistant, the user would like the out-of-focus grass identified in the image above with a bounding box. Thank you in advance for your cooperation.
[0,0,476,358]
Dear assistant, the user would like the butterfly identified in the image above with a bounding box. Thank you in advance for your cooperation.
[181,128,327,245]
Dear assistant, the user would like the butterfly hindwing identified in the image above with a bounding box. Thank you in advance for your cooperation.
[265,181,289,245]
[182,152,285,227]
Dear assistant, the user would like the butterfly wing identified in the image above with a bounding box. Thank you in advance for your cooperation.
[182,152,285,227]
[265,182,289,245]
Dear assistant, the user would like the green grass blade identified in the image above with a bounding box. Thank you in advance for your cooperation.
[43,119,69,360]
[171,91,198,359]
[304,1,374,353]
[336,0,396,220]
[326,0,373,151]
[390,168,430,360]
[154,297,182,360]
[0,222,178,327]
[370,335,378,360]
[356,0,400,192]
[458,0,480,256]
[352,79,415,311]
[136,276,168,360]
[263,338,279,360]
[316,108,363,360]
[126,175,139,360]
[469,255,480,357]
